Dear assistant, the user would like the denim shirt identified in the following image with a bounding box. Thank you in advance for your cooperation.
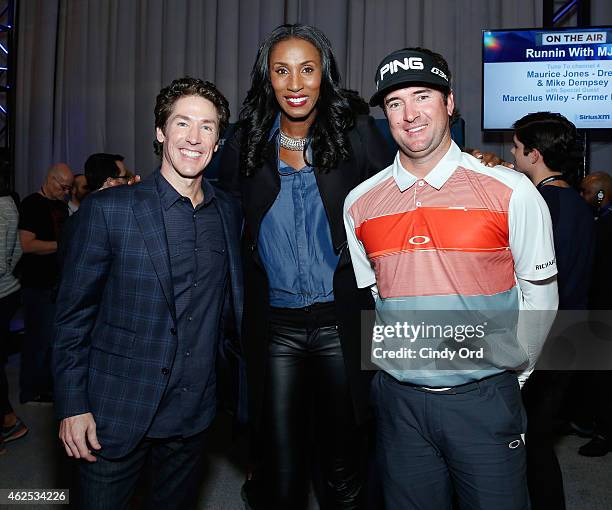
[257,115,340,308]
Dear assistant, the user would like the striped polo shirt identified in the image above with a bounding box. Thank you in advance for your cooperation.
[344,141,557,386]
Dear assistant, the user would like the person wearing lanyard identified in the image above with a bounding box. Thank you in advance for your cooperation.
[511,112,594,509]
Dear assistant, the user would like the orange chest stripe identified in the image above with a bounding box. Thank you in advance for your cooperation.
[355,207,509,258]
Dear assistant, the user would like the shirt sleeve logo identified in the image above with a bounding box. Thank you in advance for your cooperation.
[535,258,556,271]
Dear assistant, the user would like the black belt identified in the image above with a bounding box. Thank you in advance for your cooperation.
[269,302,337,327]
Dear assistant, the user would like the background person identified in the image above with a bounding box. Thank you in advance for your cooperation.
[580,171,612,220]
[0,191,28,453]
[511,111,594,509]
[58,153,139,270]
[581,172,612,313]
[67,174,89,215]
[83,153,130,191]
[576,171,612,457]
[18,162,73,404]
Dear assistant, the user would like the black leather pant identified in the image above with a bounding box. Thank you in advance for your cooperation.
[261,304,361,509]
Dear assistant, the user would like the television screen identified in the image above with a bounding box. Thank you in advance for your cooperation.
[482,27,612,130]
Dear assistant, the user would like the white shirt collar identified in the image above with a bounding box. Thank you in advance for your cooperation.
[391,140,462,191]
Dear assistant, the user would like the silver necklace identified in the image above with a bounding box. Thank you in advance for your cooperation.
[279,130,308,151]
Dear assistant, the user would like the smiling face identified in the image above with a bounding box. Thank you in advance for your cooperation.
[269,37,322,124]
[384,86,453,171]
[156,95,220,183]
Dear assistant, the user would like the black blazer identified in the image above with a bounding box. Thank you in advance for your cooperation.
[218,115,393,430]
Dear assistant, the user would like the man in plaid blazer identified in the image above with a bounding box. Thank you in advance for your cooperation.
[53,77,243,509]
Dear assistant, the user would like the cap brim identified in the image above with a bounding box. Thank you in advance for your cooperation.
[369,81,450,107]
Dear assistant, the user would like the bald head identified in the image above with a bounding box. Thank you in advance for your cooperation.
[48,162,72,178]
[43,162,74,201]
[580,172,612,208]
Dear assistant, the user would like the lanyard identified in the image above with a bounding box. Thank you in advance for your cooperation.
[536,175,566,190]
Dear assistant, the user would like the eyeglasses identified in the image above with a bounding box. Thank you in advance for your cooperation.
[112,175,131,181]
[53,176,73,192]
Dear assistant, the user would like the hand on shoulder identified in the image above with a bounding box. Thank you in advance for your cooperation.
[468,148,514,169]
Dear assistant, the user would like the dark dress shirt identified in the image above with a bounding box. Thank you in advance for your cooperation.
[147,173,228,438]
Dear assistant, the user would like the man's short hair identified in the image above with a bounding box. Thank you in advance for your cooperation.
[513,112,578,174]
[153,77,230,156]
[84,153,121,191]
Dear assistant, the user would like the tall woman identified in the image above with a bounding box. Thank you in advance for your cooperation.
[218,24,392,509]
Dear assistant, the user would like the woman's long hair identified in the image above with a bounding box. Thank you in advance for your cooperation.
[238,24,361,176]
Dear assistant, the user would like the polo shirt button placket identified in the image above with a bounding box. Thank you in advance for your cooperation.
[416,181,424,208]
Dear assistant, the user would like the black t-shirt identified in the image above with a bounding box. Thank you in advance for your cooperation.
[540,185,594,310]
[18,192,69,288]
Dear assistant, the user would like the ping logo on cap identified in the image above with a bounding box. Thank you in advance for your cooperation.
[378,57,424,84]
[370,48,451,106]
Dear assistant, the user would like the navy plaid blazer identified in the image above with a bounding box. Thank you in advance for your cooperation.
[53,171,243,459]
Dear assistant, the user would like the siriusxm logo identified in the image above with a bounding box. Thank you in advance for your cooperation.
[379,57,424,82]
